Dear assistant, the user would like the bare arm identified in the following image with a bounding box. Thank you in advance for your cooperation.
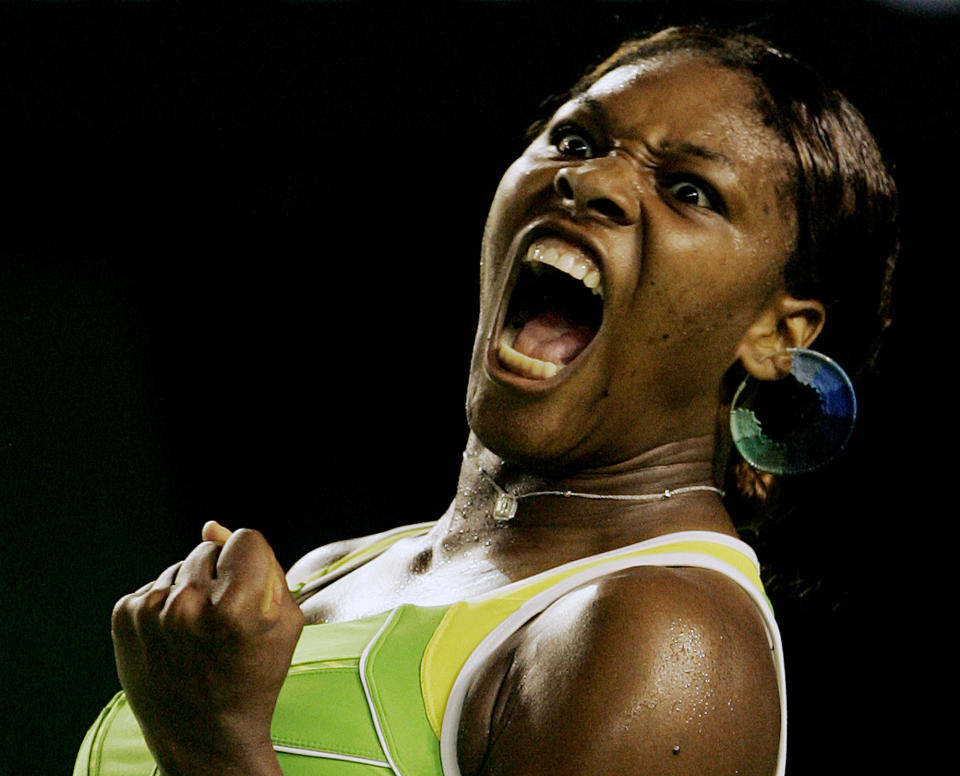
[460,566,780,776]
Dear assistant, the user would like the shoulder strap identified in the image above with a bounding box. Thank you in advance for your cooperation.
[292,522,436,602]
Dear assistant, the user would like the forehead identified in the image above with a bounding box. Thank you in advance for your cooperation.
[573,55,789,176]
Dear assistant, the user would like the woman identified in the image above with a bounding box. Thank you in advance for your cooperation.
[76,26,897,776]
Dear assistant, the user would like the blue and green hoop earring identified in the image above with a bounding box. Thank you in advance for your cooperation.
[729,348,857,475]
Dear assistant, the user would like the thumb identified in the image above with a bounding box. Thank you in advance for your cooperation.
[202,520,234,545]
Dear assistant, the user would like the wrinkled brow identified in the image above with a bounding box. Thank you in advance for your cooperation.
[659,141,735,169]
[574,97,735,171]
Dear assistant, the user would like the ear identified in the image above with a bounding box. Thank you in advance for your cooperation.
[734,293,825,380]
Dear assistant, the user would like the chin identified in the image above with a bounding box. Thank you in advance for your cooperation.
[465,378,593,471]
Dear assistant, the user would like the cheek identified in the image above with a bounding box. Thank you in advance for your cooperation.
[620,242,785,394]
[480,160,556,291]
[636,243,735,336]
[484,154,559,232]
[645,229,785,333]
[478,164,526,303]
[484,160,540,235]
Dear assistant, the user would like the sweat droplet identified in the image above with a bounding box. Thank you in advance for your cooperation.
[672,745,680,755]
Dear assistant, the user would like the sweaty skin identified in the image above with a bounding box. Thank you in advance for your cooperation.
[111,53,820,776]
[469,58,821,468]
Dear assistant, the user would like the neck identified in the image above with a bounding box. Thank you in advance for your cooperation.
[437,433,735,565]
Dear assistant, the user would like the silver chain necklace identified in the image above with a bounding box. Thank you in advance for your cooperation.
[473,465,724,522]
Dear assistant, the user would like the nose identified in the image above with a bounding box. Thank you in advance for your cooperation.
[553,155,641,225]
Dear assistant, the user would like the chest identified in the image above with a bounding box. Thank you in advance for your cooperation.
[298,538,513,624]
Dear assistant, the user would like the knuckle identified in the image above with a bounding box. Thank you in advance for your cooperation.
[212,594,250,632]
[133,591,166,631]
[112,588,168,637]
[158,584,201,625]
[198,539,222,556]
[231,527,266,547]
[111,593,136,630]
[141,587,170,611]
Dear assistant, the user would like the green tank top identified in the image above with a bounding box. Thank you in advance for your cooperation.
[74,527,787,776]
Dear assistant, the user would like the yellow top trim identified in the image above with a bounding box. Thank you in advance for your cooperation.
[300,523,436,586]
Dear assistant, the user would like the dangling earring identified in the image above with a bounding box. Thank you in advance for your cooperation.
[729,348,857,475]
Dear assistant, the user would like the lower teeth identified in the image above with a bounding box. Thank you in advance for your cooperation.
[498,337,563,379]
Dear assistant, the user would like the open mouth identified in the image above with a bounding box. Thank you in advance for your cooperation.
[497,236,604,380]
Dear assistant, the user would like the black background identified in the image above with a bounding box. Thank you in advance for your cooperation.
[2,1,955,773]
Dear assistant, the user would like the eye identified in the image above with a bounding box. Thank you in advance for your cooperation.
[551,125,595,158]
[663,178,720,212]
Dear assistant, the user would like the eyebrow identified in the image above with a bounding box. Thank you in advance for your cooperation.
[574,95,610,126]
[662,141,735,169]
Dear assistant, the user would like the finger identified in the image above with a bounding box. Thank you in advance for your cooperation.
[113,583,171,642]
[176,541,222,587]
[156,543,223,631]
[128,560,183,598]
[215,528,285,617]
[112,591,142,638]
[155,560,184,589]
[202,520,233,545]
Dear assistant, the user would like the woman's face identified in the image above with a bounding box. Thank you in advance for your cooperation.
[466,53,798,469]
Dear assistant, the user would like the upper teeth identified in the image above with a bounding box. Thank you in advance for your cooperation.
[525,241,603,297]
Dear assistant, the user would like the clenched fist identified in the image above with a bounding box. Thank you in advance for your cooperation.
[111,524,304,776]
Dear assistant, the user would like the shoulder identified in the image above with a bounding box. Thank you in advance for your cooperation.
[465,565,780,776]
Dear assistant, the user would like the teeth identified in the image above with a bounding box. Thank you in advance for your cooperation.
[498,337,563,379]
[524,240,603,297]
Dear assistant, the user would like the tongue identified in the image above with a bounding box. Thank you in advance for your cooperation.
[513,312,595,365]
